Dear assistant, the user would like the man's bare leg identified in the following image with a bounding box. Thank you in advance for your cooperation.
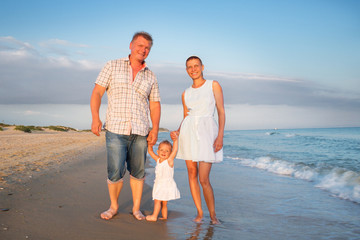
[130,176,145,220]
[101,180,123,220]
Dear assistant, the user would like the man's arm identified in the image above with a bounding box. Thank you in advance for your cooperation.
[90,84,106,136]
[147,101,161,145]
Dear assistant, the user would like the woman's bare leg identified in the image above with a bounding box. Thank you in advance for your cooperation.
[199,162,220,224]
[186,160,203,222]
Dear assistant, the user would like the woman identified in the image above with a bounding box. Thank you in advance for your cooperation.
[171,56,225,224]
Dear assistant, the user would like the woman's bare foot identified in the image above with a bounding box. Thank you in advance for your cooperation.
[100,208,117,220]
[211,217,221,225]
[193,215,203,223]
[146,215,158,222]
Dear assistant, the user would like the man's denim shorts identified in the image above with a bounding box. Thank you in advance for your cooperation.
[105,131,148,182]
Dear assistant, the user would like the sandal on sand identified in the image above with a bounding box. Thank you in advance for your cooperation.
[132,210,145,220]
[100,208,117,220]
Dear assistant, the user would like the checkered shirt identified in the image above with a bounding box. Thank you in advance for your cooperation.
[95,57,160,136]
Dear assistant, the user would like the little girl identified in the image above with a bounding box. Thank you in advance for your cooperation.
[146,137,180,221]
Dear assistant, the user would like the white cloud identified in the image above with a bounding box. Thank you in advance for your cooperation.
[39,39,90,48]
[0,36,103,104]
[0,36,34,49]
[0,36,359,131]
[207,71,301,82]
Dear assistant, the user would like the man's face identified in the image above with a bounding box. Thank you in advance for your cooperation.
[129,36,151,63]
[186,59,204,80]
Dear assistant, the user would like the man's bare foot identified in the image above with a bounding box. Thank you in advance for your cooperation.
[132,210,145,220]
[146,215,158,222]
[100,208,117,220]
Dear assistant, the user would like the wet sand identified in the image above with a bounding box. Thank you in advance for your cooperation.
[0,127,170,239]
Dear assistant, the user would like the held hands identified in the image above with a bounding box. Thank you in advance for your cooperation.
[147,129,158,146]
[170,130,179,141]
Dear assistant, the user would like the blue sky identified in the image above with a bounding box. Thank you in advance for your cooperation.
[0,0,359,130]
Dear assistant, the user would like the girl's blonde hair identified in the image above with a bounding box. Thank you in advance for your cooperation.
[159,140,172,150]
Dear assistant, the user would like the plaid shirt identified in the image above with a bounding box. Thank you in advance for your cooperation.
[95,57,160,136]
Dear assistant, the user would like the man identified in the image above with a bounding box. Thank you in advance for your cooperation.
[90,32,161,220]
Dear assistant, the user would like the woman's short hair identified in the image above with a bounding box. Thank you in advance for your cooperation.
[186,56,203,65]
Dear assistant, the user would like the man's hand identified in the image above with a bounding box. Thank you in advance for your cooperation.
[91,119,102,136]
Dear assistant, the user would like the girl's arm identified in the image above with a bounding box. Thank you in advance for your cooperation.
[167,138,178,168]
[171,91,187,140]
[148,144,159,161]
[213,81,225,153]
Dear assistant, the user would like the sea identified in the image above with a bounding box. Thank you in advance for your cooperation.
[146,127,360,240]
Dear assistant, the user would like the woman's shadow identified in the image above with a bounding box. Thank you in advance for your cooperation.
[187,222,215,240]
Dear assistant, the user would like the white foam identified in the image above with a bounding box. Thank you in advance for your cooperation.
[228,156,360,204]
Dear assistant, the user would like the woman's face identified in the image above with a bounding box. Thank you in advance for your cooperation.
[186,59,204,80]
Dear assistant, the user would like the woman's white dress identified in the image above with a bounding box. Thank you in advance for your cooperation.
[177,80,223,163]
[152,159,180,201]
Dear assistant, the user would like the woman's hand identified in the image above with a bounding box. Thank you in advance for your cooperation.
[213,136,223,152]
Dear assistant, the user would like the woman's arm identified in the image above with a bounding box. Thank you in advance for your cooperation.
[213,81,225,152]
[171,91,187,140]
[167,138,178,167]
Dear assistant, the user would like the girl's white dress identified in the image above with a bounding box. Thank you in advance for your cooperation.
[152,158,180,201]
[177,80,223,163]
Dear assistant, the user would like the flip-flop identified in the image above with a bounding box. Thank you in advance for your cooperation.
[100,208,117,220]
[132,210,145,220]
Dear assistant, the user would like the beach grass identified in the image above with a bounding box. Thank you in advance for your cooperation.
[14,125,44,133]
[3,123,79,133]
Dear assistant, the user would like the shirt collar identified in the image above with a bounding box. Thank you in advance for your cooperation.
[126,55,148,70]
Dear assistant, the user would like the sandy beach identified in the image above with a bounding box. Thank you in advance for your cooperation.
[0,127,170,239]
[2,127,360,239]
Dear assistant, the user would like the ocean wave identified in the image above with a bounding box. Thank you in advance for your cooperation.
[228,156,360,204]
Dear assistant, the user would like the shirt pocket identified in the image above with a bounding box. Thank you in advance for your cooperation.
[111,73,129,90]
[133,77,152,99]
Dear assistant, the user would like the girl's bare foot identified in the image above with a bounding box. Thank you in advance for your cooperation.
[100,208,118,220]
[146,215,158,222]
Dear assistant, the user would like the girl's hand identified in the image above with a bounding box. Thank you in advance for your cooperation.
[213,137,223,152]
